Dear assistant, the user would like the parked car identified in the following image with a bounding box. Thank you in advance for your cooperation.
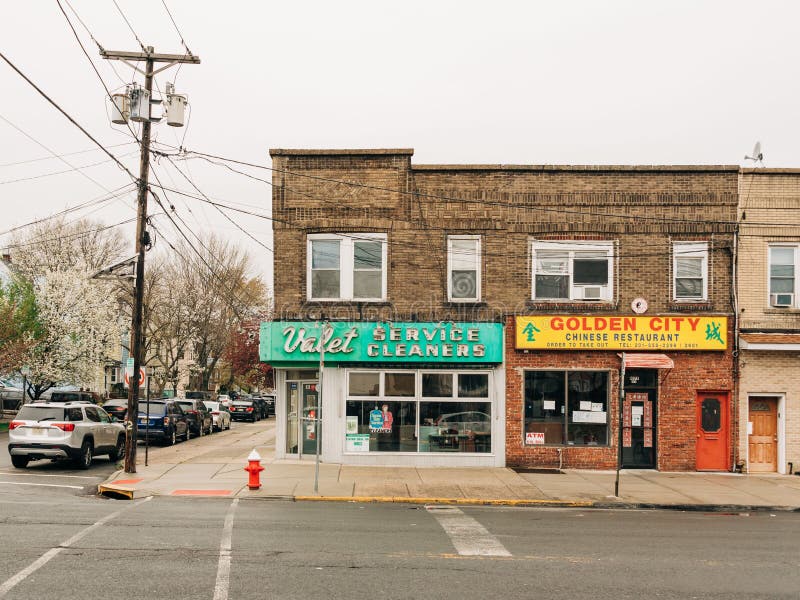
[137,399,189,445]
[185,390,213,402]
[217,394,233,410]
[102,399,129,421]
[251,397,268,420]
[8,401,125,469]
[0,379,23,412]
[261,394,276,417]
[50,390,103,405]
[175,398,214,436]
[230,400,259,422]
[204,401,231,431]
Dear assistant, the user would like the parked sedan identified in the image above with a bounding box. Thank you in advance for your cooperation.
[175,398,214,437]
[102,399,129,421]
[136,400,189,445]
[230,400,259,422]
[204,401,231,432]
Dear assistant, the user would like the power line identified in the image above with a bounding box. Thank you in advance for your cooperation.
[0,150,139,185]
[111,0,148,53]
[0,141,135,168]
[166,156,273,253]
[160,0,195,58]
[0,52,139,183]
[0,184,135,237]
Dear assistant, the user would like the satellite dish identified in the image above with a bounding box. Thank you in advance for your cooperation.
[744,141,764,165]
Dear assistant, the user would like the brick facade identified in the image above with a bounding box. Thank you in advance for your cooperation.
[737,170,800,474]
[270,149,737,470]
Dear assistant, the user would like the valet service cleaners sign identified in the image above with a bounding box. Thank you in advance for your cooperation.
[516,315,728,351]
[260,321,503,365]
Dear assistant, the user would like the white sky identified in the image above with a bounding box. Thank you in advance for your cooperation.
[2,1,799,290]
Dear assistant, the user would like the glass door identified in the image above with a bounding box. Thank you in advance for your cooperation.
[301,382,320,456]
[286,380,320,458]
[285,382,299,455]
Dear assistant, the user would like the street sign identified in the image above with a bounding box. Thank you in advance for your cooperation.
[124,366,146,388]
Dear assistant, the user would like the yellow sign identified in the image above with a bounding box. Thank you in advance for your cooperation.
[515,315,728,351]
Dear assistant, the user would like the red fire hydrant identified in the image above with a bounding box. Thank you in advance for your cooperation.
[244,449,265,490]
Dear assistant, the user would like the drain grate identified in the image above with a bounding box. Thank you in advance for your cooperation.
[511,467,564,474]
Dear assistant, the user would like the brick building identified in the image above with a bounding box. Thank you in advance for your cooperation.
[737,169,800,474]
[262,149,737,470]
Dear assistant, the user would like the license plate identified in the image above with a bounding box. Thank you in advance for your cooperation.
[32,427,46,435]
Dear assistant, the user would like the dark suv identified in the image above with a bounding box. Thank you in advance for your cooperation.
[176,398,213,437]
[136,400,189,446]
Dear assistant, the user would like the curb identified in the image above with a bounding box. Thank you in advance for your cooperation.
[293,495,594,508]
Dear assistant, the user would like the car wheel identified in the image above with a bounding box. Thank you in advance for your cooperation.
[109,436,125,461]
[169,428,177,446]
[11,455,29,469]
[184,426,191,441]
[75,440,93,470]
[198,423,204,437]
[208,421,213,435]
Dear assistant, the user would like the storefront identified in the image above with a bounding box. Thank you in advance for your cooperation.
[260,321,506,466]
[507,315,732,471]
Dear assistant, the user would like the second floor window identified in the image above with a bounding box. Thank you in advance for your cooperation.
[673,242,708,301]
[447,235,481,302]
[307,233,387,301]
[769,245,798,307]
[531,241,613,302]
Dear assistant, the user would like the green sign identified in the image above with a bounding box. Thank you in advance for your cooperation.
[260,321,503,365]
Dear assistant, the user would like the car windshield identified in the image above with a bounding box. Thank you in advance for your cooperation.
[104,400,127,407]
[177,401,195,410]
[205,402,220,411]
[16,406,66,421]
[185,392,204,399]
[138,402,166,415]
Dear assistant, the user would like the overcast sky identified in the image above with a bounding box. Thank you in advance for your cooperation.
[2,1,799,290]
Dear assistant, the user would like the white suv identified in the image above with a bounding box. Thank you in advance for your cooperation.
[8,402,125,469]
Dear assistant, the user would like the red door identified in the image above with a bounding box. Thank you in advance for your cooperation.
[696,392,729,471]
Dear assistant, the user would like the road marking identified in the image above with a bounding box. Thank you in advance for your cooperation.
[426,506,511,557]
[0,496,152,598]
[0,471,101,479]
[213,498,239,600]
[0,481,83,490]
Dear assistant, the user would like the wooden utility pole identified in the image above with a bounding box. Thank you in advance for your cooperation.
[100,47,200,473]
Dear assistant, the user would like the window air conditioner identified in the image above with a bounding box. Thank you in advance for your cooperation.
[575,286,604,300]
[770,293,794,307]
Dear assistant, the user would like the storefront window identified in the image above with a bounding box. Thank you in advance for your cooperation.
[385,373,415,396]
[524,370,609,446]
[422,373,453,397]
[345,370,493,454]
[346,401,417,452]
[349,372,379,396]
[419,402,491,453]
[458,373,489,397]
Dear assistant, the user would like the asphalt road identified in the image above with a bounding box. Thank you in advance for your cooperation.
[0,431,117,497]
[1,490,799,600]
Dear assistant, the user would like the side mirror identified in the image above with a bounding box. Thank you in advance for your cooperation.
[109,415,118,423]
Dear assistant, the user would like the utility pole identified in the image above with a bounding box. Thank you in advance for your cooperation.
[100,47,200,473]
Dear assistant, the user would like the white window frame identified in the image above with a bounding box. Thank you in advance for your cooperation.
[530,241,614,302]
[767,244,799,308]
[306,233,387,302]
[672,241,709,302]
[447,235,481,302]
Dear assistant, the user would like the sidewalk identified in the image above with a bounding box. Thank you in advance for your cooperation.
[98,423,800,511]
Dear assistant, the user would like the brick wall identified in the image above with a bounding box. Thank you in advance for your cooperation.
[505,316,734,471]
[737,353,800,474]
[270,149,738,471]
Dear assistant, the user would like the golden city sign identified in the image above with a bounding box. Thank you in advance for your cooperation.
[515,315,728,351]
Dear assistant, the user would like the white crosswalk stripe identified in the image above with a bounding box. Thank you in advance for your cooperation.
[427,506,511,557]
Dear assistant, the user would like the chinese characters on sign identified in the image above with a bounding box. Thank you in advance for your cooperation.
[515,316,728,350]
